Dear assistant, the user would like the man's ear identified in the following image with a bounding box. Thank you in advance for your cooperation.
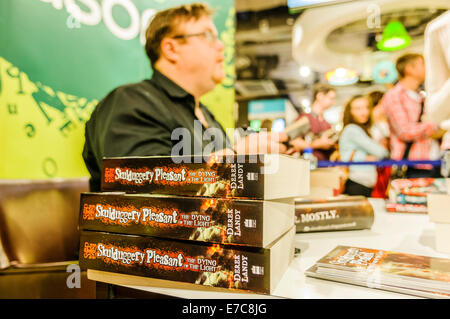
[159,37,180,63]
[316,92,324,101]
[404,63,414,76]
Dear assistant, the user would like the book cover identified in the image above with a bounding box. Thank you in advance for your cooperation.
[100,154,309,200]
[385,203,427,214]
[305,265,450,299]
[294,196,374,232]
[79,192,294,247]
[313,246,450,294]
[79,227,295,295]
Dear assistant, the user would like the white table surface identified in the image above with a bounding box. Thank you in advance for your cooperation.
[101,198,449,299]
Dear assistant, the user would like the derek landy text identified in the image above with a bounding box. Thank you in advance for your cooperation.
[233,254,249,283]
[227,208,241,237]
[230,163,244,190]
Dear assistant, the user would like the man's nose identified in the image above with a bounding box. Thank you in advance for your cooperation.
[216,38,225,51]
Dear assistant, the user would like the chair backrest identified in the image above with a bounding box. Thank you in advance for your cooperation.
[0,178,89,267]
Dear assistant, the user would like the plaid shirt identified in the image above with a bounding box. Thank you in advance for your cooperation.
[382,82,439,162]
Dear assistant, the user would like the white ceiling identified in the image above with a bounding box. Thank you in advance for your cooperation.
[292,0,450,74]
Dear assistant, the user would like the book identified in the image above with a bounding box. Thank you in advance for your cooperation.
[385,203,428,214]
[387,178,447,213]
[79,192,294,247]
[79,226,295,295]
[100,154,309,200]
[427,193,450,254]
[307,167,346,198]
[393,193,428,205]
[427,193,450,223]
[390,178,447,195]
[388,178,447,205]
[295,196,374,233]
[305,245,450,298]
[305,265,449,299]
[434,223,450,254]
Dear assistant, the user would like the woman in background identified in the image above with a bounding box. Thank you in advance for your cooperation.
[339,95,389,197]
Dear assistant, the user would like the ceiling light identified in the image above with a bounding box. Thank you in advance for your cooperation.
[300,97,311,108]
[299,65,311,78]
[325,67,358,86]
[377,21,411,51]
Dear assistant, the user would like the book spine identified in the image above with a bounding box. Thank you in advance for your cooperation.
[394,193,427,205]
[385,203,427,214]
[101,156,264,199]
[79,231,270,294]
[79,193,264,246]
[295,200,374,233]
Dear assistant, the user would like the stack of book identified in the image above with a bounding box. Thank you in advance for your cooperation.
[386,178,447,214]
[306,245,450,298]
[78,154,310,295]
[295,196,374,233]
[427,180,450,254]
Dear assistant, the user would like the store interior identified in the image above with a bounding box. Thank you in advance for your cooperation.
[0,0,449,300]
[235,0,448,132]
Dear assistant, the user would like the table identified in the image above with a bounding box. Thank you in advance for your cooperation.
[88,198,449,299]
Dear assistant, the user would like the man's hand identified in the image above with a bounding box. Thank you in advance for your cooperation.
[209,148,236,157]
[234,131,289,154]
[311,136,336,150]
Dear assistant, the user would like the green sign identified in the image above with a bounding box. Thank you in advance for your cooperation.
[0,0,235,179]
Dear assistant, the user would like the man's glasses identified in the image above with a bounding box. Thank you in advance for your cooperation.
[172,30,219,44]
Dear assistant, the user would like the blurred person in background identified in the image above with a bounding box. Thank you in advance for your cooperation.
[382,53,443,178]
[288,83,337,160]
[424,10,450,150]
[368,90,392,198]
[339,95,389,197]
[368,90,389,149]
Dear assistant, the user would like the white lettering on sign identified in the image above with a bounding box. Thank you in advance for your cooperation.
[40,0,157,44]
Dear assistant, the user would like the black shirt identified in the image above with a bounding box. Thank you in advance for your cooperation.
[83,70,231,191]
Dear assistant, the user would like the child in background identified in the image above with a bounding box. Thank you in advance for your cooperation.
[339,95,389,197]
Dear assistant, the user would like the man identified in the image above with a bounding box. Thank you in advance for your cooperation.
[382,53,441,178]
[83,3,287,191]
[288,82,337,160]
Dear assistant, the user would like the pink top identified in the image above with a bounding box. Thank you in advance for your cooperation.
[382,82,438,162]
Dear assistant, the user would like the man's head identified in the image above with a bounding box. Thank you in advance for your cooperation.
[396,53,425,83]
[312,83,336,112]
[145,3,225,96]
